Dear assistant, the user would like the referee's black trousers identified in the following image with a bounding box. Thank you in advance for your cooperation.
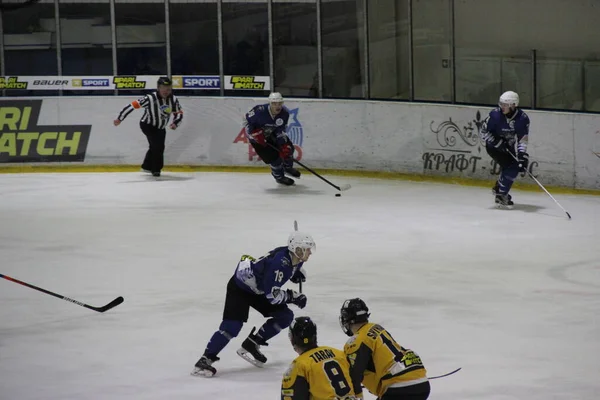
[140,122,166,173]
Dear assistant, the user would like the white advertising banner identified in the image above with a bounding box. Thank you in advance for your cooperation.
[0,75,272,91]
[0,96,598,190]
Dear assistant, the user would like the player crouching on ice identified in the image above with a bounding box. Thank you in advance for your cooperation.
[243,92,301,186]
[191,231,315,377]
[281,316,360,399]
[480,90,531,208]
[340,298,430,400]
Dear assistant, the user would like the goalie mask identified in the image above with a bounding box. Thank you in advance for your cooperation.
[340,298,370,337]
[289,316,318,351]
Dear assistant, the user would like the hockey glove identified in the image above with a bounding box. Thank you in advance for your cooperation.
[290,267,307,284]
[489,137,511,153]
[285,289,307,309]
[279,143,293,159]
[250,128,266,146]
[517,151,529,172]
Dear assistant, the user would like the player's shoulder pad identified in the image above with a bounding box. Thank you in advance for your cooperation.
[252,104,266,113]
[344,334,360,352]
[489,108,503,119]
[273,246,292,268]
[282,359,300,385]
[518,109,530,121]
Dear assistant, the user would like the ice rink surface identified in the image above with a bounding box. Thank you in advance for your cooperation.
[0,171,599,400]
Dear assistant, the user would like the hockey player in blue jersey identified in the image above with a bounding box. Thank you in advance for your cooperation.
[191,231,315,377]
[243,92,301,186]
[480,91,530,207]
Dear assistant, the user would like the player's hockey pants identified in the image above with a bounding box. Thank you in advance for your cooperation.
[251,139,294,179]
[486,145,519,195]
[140,122,166,173]
[380,381,430,400]
[204,277,293,357]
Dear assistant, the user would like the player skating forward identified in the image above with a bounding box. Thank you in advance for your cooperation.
[243,92,301,186]
[191,232,315,377]
[480,91,530,208]
[340,298,430,400]
[281,316,360,400]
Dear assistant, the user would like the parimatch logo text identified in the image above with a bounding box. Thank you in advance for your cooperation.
[0,100,92,162]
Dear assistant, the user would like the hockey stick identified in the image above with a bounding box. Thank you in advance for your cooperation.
[293,220,303,294]
[429,367,462,380]
[509,153,571,219]
[293,158,351,192]
[0,273,124,313]
[265,142,351,192]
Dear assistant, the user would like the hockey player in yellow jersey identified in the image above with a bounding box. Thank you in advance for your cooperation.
[340,299,430,400]
[281,316,360,400]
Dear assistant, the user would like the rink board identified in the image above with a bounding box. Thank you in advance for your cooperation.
[0,97,598,190]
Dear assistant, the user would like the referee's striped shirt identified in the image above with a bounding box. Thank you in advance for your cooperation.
[117,92,183,129]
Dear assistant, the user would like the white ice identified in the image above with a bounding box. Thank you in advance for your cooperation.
[0,171,599,400]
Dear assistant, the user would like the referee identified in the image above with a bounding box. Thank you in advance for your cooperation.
[113,77,183,177]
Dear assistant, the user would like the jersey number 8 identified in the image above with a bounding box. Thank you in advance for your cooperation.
[323,360,351,397]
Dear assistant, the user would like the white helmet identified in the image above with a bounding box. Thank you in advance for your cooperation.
[288,232,316,258]
[269,92,284,104]
[499,91,519,107]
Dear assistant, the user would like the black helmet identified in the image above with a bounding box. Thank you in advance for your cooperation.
[340,298,370,337]
[289,316,318,350]
[157,76,172,86]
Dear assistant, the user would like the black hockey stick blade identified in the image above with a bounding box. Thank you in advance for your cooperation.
[0,273,124,313]
[86,296,124,313]
[429,367,462,380]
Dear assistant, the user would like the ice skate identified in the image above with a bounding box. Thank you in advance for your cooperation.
[274,175,295,186]
[284,167,301,179]
[236,327,268,367]
[495,193,514,209]
[191,355,219,377]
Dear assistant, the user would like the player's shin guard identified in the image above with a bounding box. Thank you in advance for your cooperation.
[498,164,519,195]
[204,320,242,357]
[271,159,294,186]
[258,308,294,341]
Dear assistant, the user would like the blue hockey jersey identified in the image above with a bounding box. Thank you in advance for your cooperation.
[243,104,290,147]
[234,246,303,305]
[480,108,530,154]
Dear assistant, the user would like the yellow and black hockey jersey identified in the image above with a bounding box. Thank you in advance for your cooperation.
[343,323,427,398]
[281,346,359,400]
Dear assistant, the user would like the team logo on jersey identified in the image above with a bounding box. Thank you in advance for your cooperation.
[0,100,91,163]
[233,107,304,162]
[160,104,172,115]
